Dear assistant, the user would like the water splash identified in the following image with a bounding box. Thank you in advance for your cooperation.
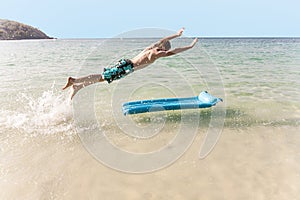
[0,86,75,137]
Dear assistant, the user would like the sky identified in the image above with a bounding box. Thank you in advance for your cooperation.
[1,0,300,38]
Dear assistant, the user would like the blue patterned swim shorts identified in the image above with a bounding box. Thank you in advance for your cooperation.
[102,59,134,83]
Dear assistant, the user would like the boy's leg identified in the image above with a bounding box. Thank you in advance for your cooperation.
[62,77,75,90]
[63,74,104,90]
[70,84,84,100]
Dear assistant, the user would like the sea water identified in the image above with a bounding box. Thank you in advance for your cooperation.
[0,38,299,199]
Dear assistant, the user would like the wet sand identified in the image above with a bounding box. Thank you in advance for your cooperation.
[1,126,300,200]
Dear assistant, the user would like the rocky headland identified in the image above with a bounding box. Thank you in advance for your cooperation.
[0,19,53,40]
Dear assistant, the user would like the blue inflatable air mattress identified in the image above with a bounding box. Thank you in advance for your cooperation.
[122,91,222,115]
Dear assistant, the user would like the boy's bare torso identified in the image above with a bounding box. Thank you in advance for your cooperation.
[131,47,164,70]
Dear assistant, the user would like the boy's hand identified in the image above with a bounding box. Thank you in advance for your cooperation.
[177,27,185,36]
[191,38,198,47]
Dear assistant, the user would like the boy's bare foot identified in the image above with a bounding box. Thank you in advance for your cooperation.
[70,84,84,100]
[62,77,75,90]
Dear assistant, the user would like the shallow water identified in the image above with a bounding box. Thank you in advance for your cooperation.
[0,38,299,199]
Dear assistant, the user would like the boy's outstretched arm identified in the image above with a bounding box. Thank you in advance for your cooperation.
[160,27,185,42]
[164,38,198,56]
[145,27,185,50]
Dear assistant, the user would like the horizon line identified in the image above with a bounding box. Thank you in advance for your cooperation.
[53,36,300,40]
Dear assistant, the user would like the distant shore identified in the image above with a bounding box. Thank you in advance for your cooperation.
[0,19,53,40]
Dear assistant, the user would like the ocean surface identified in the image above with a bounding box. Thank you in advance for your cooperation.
[0,38,299,199]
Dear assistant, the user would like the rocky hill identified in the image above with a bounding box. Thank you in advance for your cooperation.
[0,19,53,40]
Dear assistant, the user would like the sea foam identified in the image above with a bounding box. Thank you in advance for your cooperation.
[0,85,75,137]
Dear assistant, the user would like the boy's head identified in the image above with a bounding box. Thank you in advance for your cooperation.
[159,40,171,51]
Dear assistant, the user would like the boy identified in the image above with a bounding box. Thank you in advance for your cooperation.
[63,28,198,99]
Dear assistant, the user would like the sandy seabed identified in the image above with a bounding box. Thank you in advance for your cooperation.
[1,126,300,200]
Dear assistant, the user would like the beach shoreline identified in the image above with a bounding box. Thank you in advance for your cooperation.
[1,125,299,199]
